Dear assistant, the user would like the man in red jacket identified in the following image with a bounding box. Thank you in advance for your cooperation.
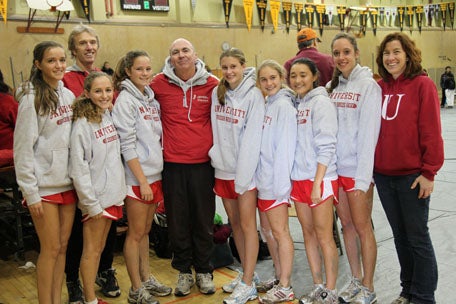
[150,38,219,297]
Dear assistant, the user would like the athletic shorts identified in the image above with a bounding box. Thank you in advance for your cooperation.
[23,189,77,207]
[338,175,374,192]
[257,198,290,212]
[81,205,123,222]
[290,179,339,208]
[213,178,256,199]
[126,181,163,204]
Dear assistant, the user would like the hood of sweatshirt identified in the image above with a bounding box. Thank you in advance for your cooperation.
[295,86,328,105]
[338,64,373,85]
[266,87,295,105]
[225,67,257,103]
[120,78,155,105]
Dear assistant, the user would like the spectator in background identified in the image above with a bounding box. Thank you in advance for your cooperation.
[439,66,452,108]
[101,61,114,76]
[443,67,455,108]
[284,28,335,86]
[0,68,17,151]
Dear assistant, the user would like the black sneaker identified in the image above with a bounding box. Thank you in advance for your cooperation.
[67,279,84,304]
[96,268,121,298]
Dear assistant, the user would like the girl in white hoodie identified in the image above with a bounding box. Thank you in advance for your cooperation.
[70,72,126,304]
[112,50,171,304]
[289,58,339,304]
[14,41,76,304]
[255,60,297,304]
[208,48,265,304]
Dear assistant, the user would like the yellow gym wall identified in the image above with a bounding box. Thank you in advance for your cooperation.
[0,0,454,88]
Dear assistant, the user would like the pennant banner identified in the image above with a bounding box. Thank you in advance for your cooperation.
[337,6,346,31]
[0,0,7,24]
[397,6,405,31]
[243,0,254,31]
[370,9,378,36]
[406,6,415,33]
[222,0,233,28]
[294,2,304,31]
[305,4,315,27]
[449,2,455,29]
[282,1,292,33]
[440,3,447,30]
[256,0,267,32]
[316,5,325,36]
[416,5,424,33]
[270,0,280,32]
[359,9,367,36]
[79,0,90,22]
[326,5,335,26]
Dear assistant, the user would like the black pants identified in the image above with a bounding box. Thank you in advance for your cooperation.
[441,88,446,106]
[65,208,117,282]
[163,162,215,274]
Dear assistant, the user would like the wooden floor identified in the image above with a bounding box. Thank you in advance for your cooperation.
[0,248,291,304]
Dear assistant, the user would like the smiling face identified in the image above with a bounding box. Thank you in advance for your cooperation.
[382,40,407,80]
[220,56,245,90]
[72,31,98,70]
[332,37,359,79]
[35,46,66,88]
[258,66,283,97]
[126,55,153,93]
[169,39,197,74]
[85,75,113,111]
[289,63,318,98]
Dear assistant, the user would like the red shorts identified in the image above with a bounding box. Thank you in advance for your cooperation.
[214,179,238,199]
[82,205,123,222]
[23,189,78,207]
[257,198,290,212]
[290,179,339,208]
[126,181,163,204]
[338,176,356,192]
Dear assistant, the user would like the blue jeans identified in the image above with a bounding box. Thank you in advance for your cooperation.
[374,173,437,304]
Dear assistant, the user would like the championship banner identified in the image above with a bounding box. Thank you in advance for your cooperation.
[449,2,455,29]
[222,0,233,28]
[270,0,280,32]
[359,9,367,36]
[316,5,325,36]
[243,0,254,31]
[79,0,90,22]
[305,4,315,27]
[406,6,415,33]
[370,9,378,36]
[337,6,346,31]
[294,2,304,31]
[256,0,267,32]
[0,0,7,24]
[326,5,335,26]
[440,3,447,30]
[416,5,424,33]
[397,6,405,31]
[378,7,385,26]
[282,1,292,33]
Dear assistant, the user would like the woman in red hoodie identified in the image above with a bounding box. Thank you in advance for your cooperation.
[374,32,444,304]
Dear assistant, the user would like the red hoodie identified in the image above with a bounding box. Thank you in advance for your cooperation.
[374,74,444,181]
[0,92,18,150]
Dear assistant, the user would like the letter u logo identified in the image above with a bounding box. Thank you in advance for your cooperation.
[381,94,404,120]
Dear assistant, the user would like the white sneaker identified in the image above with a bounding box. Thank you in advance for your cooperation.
[299,284,325,304]
[223,281,257,304]
[223,270,260,293]
[259,284,294,303]
[339,277,362,303]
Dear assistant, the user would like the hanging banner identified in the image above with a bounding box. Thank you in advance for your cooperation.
[378,7,385,26]
[80,0,90,22]
[391,7,398,28]
[449,2,455,29]
[424,5,430,26]
[243,0,254,31]
[0,0,7,24]
[397,6,405,31]
[282,1,292,33]
[385,7,391,26]
[305,4,315,28]
[359,9,367,36]
[337,6,346,31]
[406,6,415,33]
[416,5,424,33]
[294,2,304,31]
[270,0,280,32]
[428,4,435,26]
[370,9,378,36]
[440,3,447,30]
[222,0,233,28]
[326,5,335,26]
[256,0,267,32]
[316,5,325,36]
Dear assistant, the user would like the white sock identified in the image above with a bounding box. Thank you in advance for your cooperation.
[85,299,98,304]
